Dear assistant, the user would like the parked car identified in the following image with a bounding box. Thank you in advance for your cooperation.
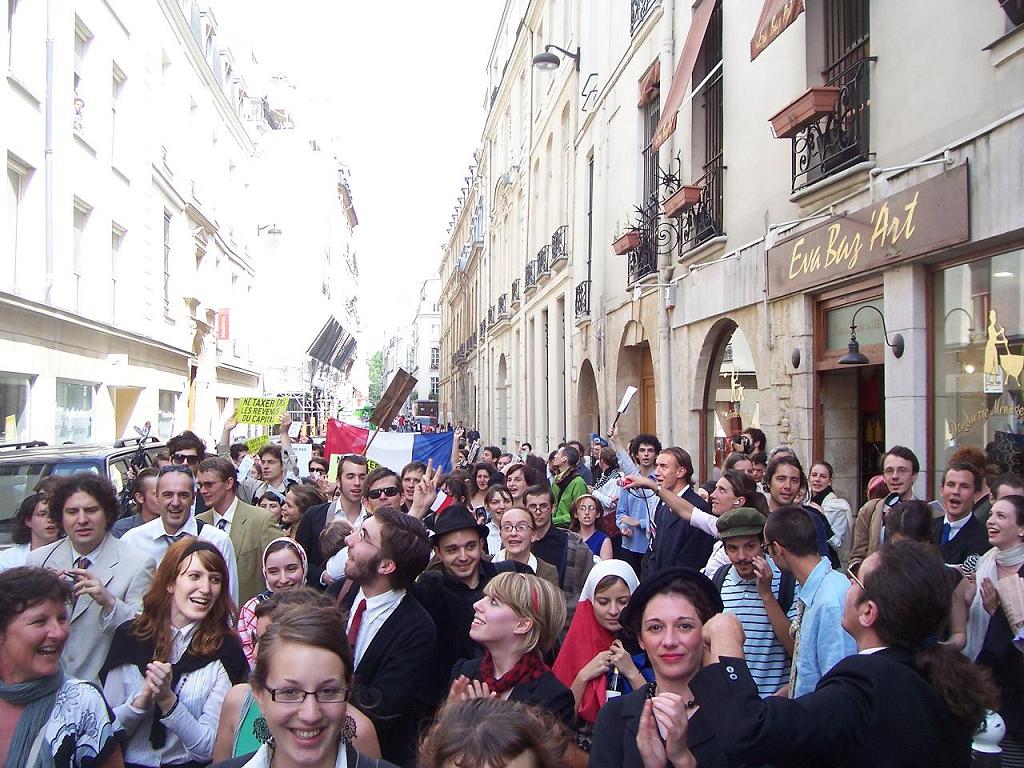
[0,437,165,545]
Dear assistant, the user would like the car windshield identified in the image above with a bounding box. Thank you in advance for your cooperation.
[0,460,101,541]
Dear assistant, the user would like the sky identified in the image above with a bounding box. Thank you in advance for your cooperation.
[221,1,506,352]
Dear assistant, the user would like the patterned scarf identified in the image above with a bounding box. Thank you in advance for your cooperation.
[477,651,549,694]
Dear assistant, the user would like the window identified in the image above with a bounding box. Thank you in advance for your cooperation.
[56,380,94,443]
[0,374,30,442]
[163,210,172,316]
[7,0,18,69]
[111,65,126,164]
[111,225,124,324]
[430,347,440,369]
[430,376,440,400]
[6,158,30,290]
[73,18,92,135]
[686,0,724,249]
[158,390,176,440]
[72,200,91,313]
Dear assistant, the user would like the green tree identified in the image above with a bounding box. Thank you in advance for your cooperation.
[368,350,385,405]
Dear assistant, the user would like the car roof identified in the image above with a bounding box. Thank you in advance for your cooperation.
[0,441,161,462]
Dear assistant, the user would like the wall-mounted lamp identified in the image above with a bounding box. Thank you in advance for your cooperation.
[838,305,905,365]
[257,223,282,238]
[532,44,580,71]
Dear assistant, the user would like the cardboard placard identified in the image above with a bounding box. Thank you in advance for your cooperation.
[236,397,291,425]
[369,370,417,433]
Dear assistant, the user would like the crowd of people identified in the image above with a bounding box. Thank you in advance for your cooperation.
[1,417,1022,768]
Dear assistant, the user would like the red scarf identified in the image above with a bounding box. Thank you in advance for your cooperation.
[478,650,549,694]
[552,600,613,723]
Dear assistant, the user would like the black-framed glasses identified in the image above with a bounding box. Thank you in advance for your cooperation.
[309,467,327,476]
[367,486,400,500]
[159,465,194,479]
[265,685,349,704]
[171,453,201,466]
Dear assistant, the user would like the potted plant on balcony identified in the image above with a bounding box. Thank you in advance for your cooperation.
[769,85,841,139]
[662,184,703,218]
[612,222,641,255]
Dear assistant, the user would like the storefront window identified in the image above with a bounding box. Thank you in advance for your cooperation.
[933,248,1024,487]
[56,379,94,444]
[158,390,176,440]
[704,325,760,473]
[0,374,31,443]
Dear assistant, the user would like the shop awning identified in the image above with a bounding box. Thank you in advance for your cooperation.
[651,0,718,151]
[306,316,356,373]
[750,0,805,60]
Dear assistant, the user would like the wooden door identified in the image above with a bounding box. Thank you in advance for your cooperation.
[641,347,656,434]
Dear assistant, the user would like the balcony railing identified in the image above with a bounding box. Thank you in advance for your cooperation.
[628,197,659,284]
[574,280,591,319]
[511,279,521,306]
[497,293,508,318]
[792,57,871,192]
[525,261,537,290]
[487,306,495,326]
[536,245,551,277]
[631,0,660,35]
[680,156,725,252]
[550,225,568,267]
[479,318,487,337]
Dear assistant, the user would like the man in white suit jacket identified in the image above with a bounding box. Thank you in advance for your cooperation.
[28,473,156,683]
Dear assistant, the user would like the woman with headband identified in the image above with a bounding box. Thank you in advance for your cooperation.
[236,538,308,666]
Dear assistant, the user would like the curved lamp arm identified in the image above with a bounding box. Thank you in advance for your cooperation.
[839,305,905,365]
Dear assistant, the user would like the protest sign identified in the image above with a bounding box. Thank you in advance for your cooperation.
[246,434,270,454]
[236,397,290,425]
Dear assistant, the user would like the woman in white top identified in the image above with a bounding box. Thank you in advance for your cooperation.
[100,538,248,768]
[808,461,853,565]
[0,493,61,572]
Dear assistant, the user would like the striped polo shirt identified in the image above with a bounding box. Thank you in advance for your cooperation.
[719,562,799,697]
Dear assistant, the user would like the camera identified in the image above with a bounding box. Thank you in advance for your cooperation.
[731,434,752,454]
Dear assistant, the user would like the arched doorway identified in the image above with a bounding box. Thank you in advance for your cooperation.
[496,354,509,449]
[576,359,600,442]
[616,321,657,437]
[700,321,760,479]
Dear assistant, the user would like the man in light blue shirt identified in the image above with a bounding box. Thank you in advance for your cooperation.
[764,504,855,697]
[607,426,662,576]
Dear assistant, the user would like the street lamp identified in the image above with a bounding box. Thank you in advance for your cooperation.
[532,44,580,72]
[838,305,905,365]
[256,223,282,239]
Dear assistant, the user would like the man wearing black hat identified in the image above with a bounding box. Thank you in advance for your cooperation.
[411,505,530,710]
[711,507,797,697]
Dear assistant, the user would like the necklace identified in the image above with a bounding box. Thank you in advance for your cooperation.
[645,681,697,710]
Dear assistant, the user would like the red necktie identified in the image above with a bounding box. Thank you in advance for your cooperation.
[347,598,367,650]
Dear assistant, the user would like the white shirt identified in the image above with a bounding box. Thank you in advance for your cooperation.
[943,513,971,539]
[346,588,404,667]
[212,497,239,533]
[122,514,239,605]
[323,506,372,582]
[239,742,349,768]
[0,543,31,572]
[170,623,199,663]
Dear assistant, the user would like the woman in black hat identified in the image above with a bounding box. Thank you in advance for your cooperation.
[589,567,731,768]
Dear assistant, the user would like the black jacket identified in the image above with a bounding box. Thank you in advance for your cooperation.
[977,563,1024,735]
[451,655,575,727]
[296,500,332,587]
[649,487,716,574]
[343,591,438,768]
[931,514,990,565]
[690,650,974,768]
[209,744,399,768]
[588,686,730,768]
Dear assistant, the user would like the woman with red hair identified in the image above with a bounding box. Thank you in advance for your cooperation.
[100,538,248,768]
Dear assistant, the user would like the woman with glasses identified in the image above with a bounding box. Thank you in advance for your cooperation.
[210,605,396,768]
[0,492,61,571]
[213,590,382,763]
[449,572,574,727]
[491,507,560,586]
[100,538,249,768]
[236,538,308,666]
[571,495,612,561]
[279,485,324,539]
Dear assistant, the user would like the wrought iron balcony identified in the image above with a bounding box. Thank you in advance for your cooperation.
[631,0,660,35]
[678,157,725,252]
[525,261,537,291]
[536,245,551,278]
[792,57,871,192]
[628,196,660,285]
[574,280,591,320]
[468,332,477,350]
[497,293,508,318]
[511,279,522,306]
[550,225,568,268]
[487,306,495,326]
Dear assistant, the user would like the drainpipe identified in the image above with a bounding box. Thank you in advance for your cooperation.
[44,0,55,303]
[524,20,535,448]
[656,0,676,444]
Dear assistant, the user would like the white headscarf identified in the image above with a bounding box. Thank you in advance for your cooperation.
[580,559,640,603]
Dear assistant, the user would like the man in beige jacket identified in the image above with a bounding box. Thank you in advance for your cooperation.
[848,445,919,574]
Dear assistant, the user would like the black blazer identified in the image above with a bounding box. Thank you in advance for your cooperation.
[348,592,438,768]
[649,487,716,574]
[451,655,575,728]
[296,500,332,587]
[589,687,728,768]
[931,514,990,565]
[690,651,974,768]
[209,744,399,768]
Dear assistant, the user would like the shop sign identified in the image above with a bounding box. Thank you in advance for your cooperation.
[767,164,969,300]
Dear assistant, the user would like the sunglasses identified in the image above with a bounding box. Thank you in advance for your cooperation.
[171,453,201,466]
[367,486,400,500]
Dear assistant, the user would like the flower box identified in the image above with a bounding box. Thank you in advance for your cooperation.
[769,86,840,139]
[663,185,703,218]
[612,230,641,255]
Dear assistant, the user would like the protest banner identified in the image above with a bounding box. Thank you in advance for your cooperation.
[246,434,270,454]
[236,397,291,425]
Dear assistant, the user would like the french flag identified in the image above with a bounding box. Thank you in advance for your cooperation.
[325,420,455,474]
